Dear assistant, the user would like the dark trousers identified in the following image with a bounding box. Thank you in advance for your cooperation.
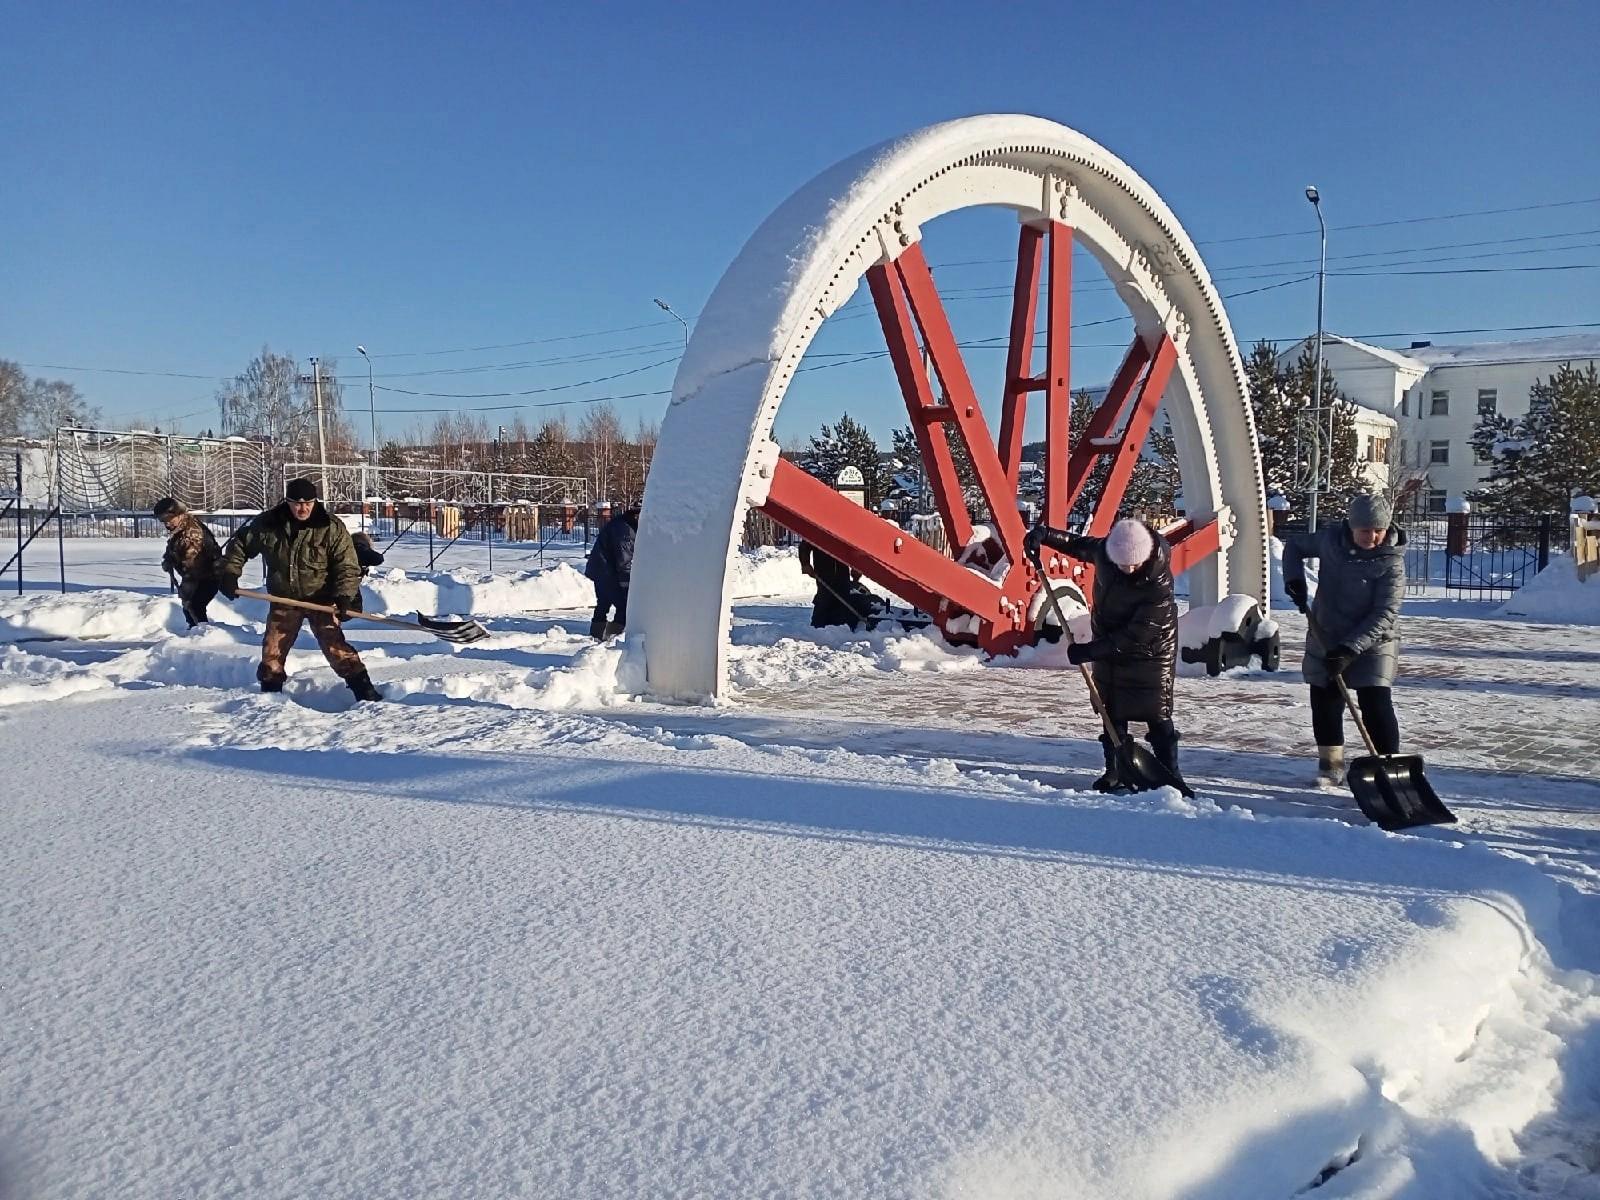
[259,604,365,685]
[180,580,218,627]
[1103,716,1180,771]
[590,585,628,638]
[1310,684,1399,754]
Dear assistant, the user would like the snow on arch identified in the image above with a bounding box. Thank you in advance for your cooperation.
[632,114,1267,700]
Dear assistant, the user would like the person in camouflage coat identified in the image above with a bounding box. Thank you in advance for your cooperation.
[217,478,381,701]
[154,497,222,627]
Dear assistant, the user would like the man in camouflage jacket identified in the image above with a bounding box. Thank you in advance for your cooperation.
[154,497,222,627]
[217,478,381,701]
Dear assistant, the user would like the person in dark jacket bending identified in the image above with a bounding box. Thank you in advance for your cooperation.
[216,478,381,701]
[798,540,866,629]
[1025,517,1184,790]
[585,507,638,640]
[1281,492,1406,787]
[155,497,222,627]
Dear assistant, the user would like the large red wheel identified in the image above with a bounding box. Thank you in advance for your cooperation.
[633,116,1267,700]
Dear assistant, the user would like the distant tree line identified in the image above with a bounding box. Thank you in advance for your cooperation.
[1469,362,1600,515]
[0,360,100,441]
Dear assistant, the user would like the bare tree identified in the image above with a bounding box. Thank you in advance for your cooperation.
[0,360,28,438]
[578,403,626,504]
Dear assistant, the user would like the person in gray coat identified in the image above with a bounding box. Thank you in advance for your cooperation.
[1281,493,1406,787]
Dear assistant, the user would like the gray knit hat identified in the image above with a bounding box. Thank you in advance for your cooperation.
[1347,493,1393,530]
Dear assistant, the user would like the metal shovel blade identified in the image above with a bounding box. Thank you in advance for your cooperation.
[1113,740,1195,799]
[1346,753,1457,831]
[415,613,491,644]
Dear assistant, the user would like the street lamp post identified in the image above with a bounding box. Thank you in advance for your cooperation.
[653,298,689,353]
[356,346,377,458]
[1305,185,1327,532]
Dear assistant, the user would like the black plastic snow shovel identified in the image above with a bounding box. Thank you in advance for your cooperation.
[1026,542,1192,798]
[234,588,490,645]
[1306,615,1455,831]
[812,572,932,631]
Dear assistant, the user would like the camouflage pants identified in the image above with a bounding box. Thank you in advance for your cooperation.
[258,604,365,685]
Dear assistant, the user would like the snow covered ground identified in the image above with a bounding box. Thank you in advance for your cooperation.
[3,541,1599,1198]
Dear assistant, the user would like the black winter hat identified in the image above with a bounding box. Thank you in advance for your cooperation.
[153,497,186,519]
[285,478,318,501]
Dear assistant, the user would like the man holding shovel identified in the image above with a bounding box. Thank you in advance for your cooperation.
[217,478,382,701]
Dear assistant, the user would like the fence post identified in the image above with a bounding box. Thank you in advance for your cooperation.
[56,507,65,594]
[1537,513,1552,572]
[14,453,22,596]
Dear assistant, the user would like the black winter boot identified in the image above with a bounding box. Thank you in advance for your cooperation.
[1093,734,1123,793]
[346,671,382,703]
[1148,725,1193,796]
[604,621,625,640]
[259,675,286,694]
[589,614,609,641]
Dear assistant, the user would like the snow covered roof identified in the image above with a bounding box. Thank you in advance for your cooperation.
[1277,334,1429,376]
[1397,333,1600,368]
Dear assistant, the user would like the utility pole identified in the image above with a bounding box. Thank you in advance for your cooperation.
[311,357,329,499]
[1305,185,1327,531]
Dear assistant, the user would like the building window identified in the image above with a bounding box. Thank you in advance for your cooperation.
[1429,440,1450,465]
[1430,390,1449,416]
[1400,393,1409,416]
[1477,388,1497,416]
[1427,489,1447,514]
[1368,436,1390,464]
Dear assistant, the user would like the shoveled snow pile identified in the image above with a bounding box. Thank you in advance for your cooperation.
[362,547,810,619]
[363,562,598,617]
[1496,555,1599,624]
[0,589,196,643]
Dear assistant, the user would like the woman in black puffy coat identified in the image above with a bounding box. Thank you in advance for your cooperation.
[1026,517,1182,790]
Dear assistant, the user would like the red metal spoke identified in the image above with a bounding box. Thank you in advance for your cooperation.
[1063,333,1156,514]
[1042,221,1073,526]
[1162,515,1222,577]
[997,224,1043,488]
[866,262,974,550]
[892,243,1028,558]
[1085,333,1178,536]
[763,459,1002,618]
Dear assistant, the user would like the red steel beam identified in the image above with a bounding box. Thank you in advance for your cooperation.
[762,459,1005,621]
[997,224,1043,488]
[1043,220,1073,527]
[1065,334,1153,507]
[893,243,1029,558]
[867,262,974,550]
[1086,334,1178,537]
[1161,516,1222,577]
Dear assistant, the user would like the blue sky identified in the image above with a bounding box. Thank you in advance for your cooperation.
[3,0,1597,446]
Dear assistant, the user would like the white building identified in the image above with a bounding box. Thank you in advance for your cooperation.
[1279,333,1600,512]
[1274,334,1404,494]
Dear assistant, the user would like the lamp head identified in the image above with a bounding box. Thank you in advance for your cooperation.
[653,298,671,312]
[1305,185,1320,205]
[357,345,368,356]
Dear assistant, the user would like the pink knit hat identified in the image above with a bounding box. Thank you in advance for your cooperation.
[1105,518,1154,568]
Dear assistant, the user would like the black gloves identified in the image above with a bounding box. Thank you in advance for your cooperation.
[1324,645,1357,676]
[334,593,363,618]
[1067,640,1110,666]
[1284,579,1309,614]
[160,553,176,574]
[217,574,240,600]
[1023,525,1048,560]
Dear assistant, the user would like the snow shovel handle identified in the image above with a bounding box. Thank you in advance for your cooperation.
[1304,613,1382,758]
[1025,540,1124,749]
[233,588,426,634]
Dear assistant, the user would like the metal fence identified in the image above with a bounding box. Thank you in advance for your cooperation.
[55,427,270,514]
